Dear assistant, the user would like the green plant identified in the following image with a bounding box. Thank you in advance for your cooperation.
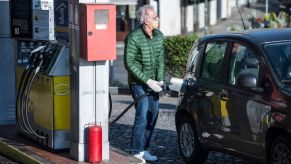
[164,34,198,78]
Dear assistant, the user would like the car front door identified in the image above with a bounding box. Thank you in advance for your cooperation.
[196,41,228,144]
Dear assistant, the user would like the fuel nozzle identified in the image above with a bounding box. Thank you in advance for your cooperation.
[27,46,44,65]
[167,77,187,93]
[31,45,45,54]
[158,76,186,96]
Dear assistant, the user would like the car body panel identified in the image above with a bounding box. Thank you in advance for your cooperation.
[175,28,291,163]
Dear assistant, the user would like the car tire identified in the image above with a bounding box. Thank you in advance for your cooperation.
[177,116,208,164]
[269,134,291,164]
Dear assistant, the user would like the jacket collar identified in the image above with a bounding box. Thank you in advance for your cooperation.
[141,25,158,39]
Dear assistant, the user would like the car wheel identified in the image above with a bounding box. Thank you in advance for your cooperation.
[269,134,291,164]
[178,116,208,164]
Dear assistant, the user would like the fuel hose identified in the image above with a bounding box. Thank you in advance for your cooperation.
[18,54,40,134]
[17,46,46,135]
[23,57,46,139]
[16,63,33,134]
[109,93,150,125]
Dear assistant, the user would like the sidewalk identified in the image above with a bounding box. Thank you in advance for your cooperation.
[208,1,283,34]
[0,124,141,164]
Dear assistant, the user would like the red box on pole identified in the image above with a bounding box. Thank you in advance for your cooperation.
[79,4,116,61]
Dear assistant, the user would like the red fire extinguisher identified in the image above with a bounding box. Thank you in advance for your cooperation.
[88,125,102,163]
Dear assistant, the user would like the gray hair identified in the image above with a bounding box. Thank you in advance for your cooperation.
[136,5,155,24]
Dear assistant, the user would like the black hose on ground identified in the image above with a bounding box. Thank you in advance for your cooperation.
[109,92,152,125]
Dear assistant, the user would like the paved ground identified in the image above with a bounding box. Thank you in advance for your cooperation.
[109,94,255,164]
[0,154,17,164]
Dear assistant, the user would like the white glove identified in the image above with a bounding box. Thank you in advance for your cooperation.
[158,81,164,86]
[146,79,163,92]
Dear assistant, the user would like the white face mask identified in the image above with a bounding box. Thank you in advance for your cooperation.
[152,20,159,29]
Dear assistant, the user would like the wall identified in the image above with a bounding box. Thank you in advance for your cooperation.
[221,0,228,18]
[158,0,181,36]
[0,0,16,125]
[209,0,217,26]
[198,2,205,28]
[186,5,193,33]
[148,0,251,35]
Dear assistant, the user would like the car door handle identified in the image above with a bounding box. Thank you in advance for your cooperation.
[220,91,229,101]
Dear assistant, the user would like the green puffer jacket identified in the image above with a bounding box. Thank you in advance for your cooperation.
[124,26,165,84]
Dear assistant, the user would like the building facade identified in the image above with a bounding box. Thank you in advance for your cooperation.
[116,0,253,37]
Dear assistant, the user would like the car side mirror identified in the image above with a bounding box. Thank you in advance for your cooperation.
[237,73,264,93]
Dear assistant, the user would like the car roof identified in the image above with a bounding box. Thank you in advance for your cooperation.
[200,28,291,45]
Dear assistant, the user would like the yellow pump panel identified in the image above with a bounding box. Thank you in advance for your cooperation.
[53,76,70,130]
[29,75,70,131]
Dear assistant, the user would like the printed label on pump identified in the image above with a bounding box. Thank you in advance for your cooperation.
[33,10,54,40]
[33,0,53,10]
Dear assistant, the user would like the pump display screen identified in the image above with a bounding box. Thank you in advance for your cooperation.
[10,0,33,38]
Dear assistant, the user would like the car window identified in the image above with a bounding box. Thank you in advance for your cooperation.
[201,42,227,80]
[187,42,201,73]
[264,42,291,81]
[228,43,259,85]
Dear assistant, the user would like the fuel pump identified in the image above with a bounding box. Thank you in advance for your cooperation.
[11,0,71,149]
[16,42,70,150]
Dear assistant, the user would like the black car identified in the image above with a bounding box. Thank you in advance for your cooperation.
[175,28,291,164]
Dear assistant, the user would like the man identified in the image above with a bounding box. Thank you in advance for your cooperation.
[229,42,243,84]
[201,42,227,79]
[124,5,164,163]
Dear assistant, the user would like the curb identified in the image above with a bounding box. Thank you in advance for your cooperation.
[109,86,131,95]
[110,147,143,163]
[0,136,143,164]
[0,137,41,164]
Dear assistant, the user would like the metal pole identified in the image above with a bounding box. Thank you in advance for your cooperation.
[181,0,187,34]
[266,0,268,14]
[157,0,160,19]
[204,0,208,34]
[193,0,198,32]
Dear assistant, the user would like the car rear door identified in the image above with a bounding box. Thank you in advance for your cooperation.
[221,41,265,156]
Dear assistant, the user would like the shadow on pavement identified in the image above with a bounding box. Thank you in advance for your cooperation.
[109,123,184,164]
